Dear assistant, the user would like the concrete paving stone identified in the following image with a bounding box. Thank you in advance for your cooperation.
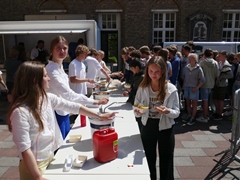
[181,140,217,148]
[0,125,8,130]
[175,148,207,156]
[203,148,228,157]
[191,156,218,167]
[175,133,195,141]
[0,167,8,178]
[192,134,226,141]
[3,135,12,142]
[0,148,18,157]
[0,130,11,141]
[221,133,232,141]
[0,157,19,166]
[175,140,184,148]
[213,140,231,148]
[177,166,211,179]
[0,142,14,148]
[1,167,19,179]
[174,157,195,166]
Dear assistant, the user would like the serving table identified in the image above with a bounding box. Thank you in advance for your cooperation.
[43,90,150,179]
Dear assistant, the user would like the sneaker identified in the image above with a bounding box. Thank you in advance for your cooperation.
[223,110,233,116]
[210,113,217,119]
[214,114,223,121]
[196,116,209,123]
[182,116,191,123]
[187,118,195,125]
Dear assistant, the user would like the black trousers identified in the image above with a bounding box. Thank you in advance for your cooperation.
[141,118,175,180]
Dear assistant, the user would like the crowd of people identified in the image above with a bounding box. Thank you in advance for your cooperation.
[1,36,239,180]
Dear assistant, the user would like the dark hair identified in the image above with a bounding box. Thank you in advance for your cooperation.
[153,45,162,54]
[77,38,84,44]
[139,45,151,55]
[182,44,191,52]
[37,40,44,45]
[167,45,178,56]
[130,50,142,59]
[212,50,219,60]
[227,52,235,61]
[89,48,99,56]
[129,59,142,69]
[204,48,213,57]
[219,50,227,56]
[7,61,47,132]
[186,40,195,48]
[157,48,169,62]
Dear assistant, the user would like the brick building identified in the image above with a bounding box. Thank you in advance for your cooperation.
[0,0,239,67]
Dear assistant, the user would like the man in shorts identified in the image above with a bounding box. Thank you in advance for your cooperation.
[197,49,219,123]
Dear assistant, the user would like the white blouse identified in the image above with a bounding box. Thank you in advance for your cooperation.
[11,93,81,161]
[46,61,94,116]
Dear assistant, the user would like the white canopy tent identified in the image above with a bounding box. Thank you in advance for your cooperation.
[0,20,100,61]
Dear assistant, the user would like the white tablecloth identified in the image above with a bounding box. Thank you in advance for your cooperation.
[43,91,150,179]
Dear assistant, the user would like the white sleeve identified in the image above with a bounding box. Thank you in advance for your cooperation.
[47,66,94,105]
[11,108,31,153]
[30,48,38,60]
[92,59,102,70]
[48,93,81,114]
[68,62,77,78]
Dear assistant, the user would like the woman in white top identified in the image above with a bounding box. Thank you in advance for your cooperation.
[7,61,116,180]
[46,36,109,139]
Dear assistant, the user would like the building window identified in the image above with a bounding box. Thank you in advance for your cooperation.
[99,13,117,30]
[152,11,177,43]
[222,11,240,41]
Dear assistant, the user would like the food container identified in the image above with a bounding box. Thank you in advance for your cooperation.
[88,116,114,137]
[92,91,110,100]
[124,83,131,88]
[132,104,149,113]
[72,155,87,168]
[68,135,82,143]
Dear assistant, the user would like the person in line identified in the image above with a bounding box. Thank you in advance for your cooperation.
[167,45,180,87]
[152,45,162,56]
[30,40,49,65]
[4,46,22,102]
[7,61,116,180]
[157,48,172,80]
[134,56,180,180]
[120,47,133,84]
[232,52,240,97]
[196,48,219,123]
[122,59,144,132]
[182,53,205,125]
[46,36,109,139]
[224,52,238,116]
[212,50,233,120]
[68,45,95,96]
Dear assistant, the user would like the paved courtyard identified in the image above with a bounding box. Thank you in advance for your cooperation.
[0,94,240,179]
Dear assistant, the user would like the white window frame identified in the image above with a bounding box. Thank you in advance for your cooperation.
[96,10,122,30]
[222,9,240,42]
[151,9,178,43]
